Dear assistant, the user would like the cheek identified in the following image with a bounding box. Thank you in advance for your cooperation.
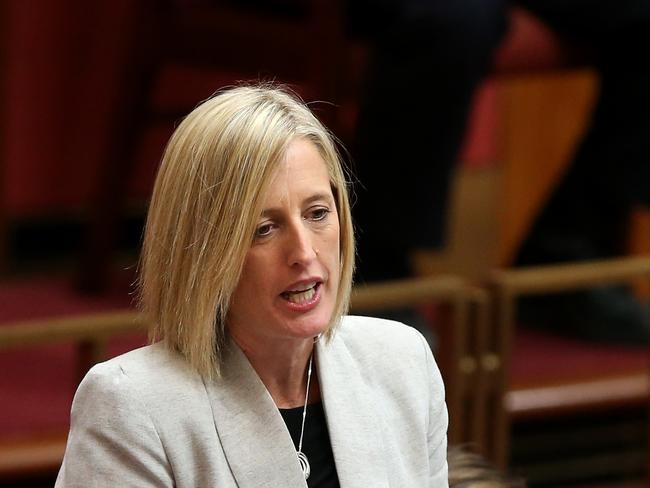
[325,223,341,271]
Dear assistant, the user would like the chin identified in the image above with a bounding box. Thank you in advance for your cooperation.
[286,312,333,339]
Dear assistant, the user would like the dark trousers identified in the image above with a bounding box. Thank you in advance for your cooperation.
[352,0,650,282]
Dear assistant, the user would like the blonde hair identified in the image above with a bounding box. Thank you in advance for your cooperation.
[139,84,355,378]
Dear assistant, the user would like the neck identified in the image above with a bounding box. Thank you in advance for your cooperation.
[230,333,320,408]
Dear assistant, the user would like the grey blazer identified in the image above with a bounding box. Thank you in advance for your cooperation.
[55,316,449,487]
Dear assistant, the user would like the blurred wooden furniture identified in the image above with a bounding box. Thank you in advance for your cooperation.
[0,432,70,481]
[414,8,650,281]
[488,256,650,471]
[0,311,147,382]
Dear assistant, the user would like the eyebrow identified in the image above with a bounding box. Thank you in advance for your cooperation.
[260,192,334,218]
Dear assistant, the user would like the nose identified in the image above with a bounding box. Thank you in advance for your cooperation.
[285,219,317,267]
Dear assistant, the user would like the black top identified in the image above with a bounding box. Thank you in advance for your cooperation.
[279,401,340,488]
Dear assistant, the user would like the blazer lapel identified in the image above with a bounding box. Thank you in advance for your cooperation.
[203,341,307,488]
[317,335,390,488]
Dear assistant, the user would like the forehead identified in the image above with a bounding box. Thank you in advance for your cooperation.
[262,139,332,204]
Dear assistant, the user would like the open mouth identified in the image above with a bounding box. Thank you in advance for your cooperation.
[281,282,321,304]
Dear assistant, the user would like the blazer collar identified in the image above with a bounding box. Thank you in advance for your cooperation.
[203,341,308,488]
[203,332,389,488]
[316,333,390,488]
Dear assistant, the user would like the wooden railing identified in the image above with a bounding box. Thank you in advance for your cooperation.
[489,256,650,469]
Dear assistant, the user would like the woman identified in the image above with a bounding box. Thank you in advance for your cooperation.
[55,85,449,487]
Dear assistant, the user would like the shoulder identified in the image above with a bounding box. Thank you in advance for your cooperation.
[336,314,429,360]
[332,315,436,388]
[88,342,193,381]
[70,344,176,428]
[75,343,205,418]
[59,345,178,485]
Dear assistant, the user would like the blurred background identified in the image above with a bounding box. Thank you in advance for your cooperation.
[1,1,649,487]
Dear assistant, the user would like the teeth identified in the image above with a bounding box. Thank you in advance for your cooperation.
[288,281,317,293]
[286,285,316,304]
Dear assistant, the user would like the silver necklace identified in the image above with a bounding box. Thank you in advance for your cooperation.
[296,352,313,480]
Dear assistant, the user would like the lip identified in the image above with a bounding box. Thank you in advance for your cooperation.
[280,281,323,313]
[282,277,324,294]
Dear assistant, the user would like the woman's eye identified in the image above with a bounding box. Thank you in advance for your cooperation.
[309,207,331,221]
[255,223,274,238]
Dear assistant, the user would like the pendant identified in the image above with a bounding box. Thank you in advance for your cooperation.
[297,450,311,480]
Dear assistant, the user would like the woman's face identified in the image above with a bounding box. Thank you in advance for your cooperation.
[227,139,340,349]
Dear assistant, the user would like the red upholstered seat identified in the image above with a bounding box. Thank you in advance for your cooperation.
[511,329,648,388]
